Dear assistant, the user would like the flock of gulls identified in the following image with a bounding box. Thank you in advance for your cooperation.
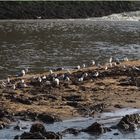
[0,56,140,91]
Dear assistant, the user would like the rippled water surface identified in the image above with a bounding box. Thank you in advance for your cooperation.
[0,12,140,79]
[0,108,140,139]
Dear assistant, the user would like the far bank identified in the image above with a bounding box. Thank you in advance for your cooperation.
[0,1,139,19]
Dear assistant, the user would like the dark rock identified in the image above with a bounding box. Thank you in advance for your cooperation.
[62,128,80,135]
[44,131,62,139]
[21,126,28,130]
[17,123,62,139]
[13,96,32,105]
[0,117,11,124]
[66,101,78,107]
[64,95,83,102]
[20,132,45,139]
[30,123,46,134]
[82,122,110,134]
[15,111,38,121]
[47,95,57,100]
[14,135,20,140]
[118,121,129,130]
[117,113,140,131]
[114,104,123,108]
[0,110,6,118]
[110,125,118,129]
[14,125,21,131]
[37,113,61,123]
[89,103,107,113]
[113,132,119,135]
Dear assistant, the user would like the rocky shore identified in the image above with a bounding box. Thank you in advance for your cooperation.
[0,59,140,138]
[0,1,139,19]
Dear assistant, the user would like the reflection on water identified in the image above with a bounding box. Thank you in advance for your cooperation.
[0,108,140,139]
[0,16,140,79]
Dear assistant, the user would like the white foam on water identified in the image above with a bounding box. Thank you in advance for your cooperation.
[100,11,140,21]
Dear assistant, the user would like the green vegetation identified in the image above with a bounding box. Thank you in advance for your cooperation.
[0,1,139,19]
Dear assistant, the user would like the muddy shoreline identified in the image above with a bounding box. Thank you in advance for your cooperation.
[0,60,140,132]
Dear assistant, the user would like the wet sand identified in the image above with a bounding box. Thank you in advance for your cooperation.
[0,60,140,126]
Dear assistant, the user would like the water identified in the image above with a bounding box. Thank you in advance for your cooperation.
[0,108,140,139]
[0,11,140,79]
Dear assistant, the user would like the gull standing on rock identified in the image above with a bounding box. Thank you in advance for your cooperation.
[53,78,60,86]
[42,75,46,80]
[109,57,113,63]
[105,65,108,70]
[12,84,16,90]
[78,75,84,82]
[38,77,42,83]
[78,73,88,82]
[91,60,95,66]
[76,65,81,70]
[7,77,10,84]
[123,57,129,61]
[93,72,99,78]
[19,79,27,88]
[19,69,26,77]
[82,64,86,68]
[65,76,70,81]
[49,70,53,75]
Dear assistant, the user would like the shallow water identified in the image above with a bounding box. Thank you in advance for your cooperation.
[0,11,140,79]
[0,108,140,139]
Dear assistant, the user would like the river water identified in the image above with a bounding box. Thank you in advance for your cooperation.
[0,10,140,139]
[0,108,140,139]
[0,11,140,79]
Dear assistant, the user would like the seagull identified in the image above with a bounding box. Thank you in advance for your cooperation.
[83,73,88,77]
[78,73,88,82]
[65,76,70,81]
[12,84,16,90]
[123,57,128,61]
[91,60,95,66]
[75,65,80,70]
[78,76,84,82]
[21,79,25,83]
[19,79,27,88]
[109,57,113,63]
[93,72,99,78]
[7,77,10,84]
[105,66,108,70]
[49,70,53,75]
[18,70,26,77]
[54,78,60,86]
[42,75,46,80]
[82,64,86,68]
[38,77,42,83]
[133,66,140,71]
